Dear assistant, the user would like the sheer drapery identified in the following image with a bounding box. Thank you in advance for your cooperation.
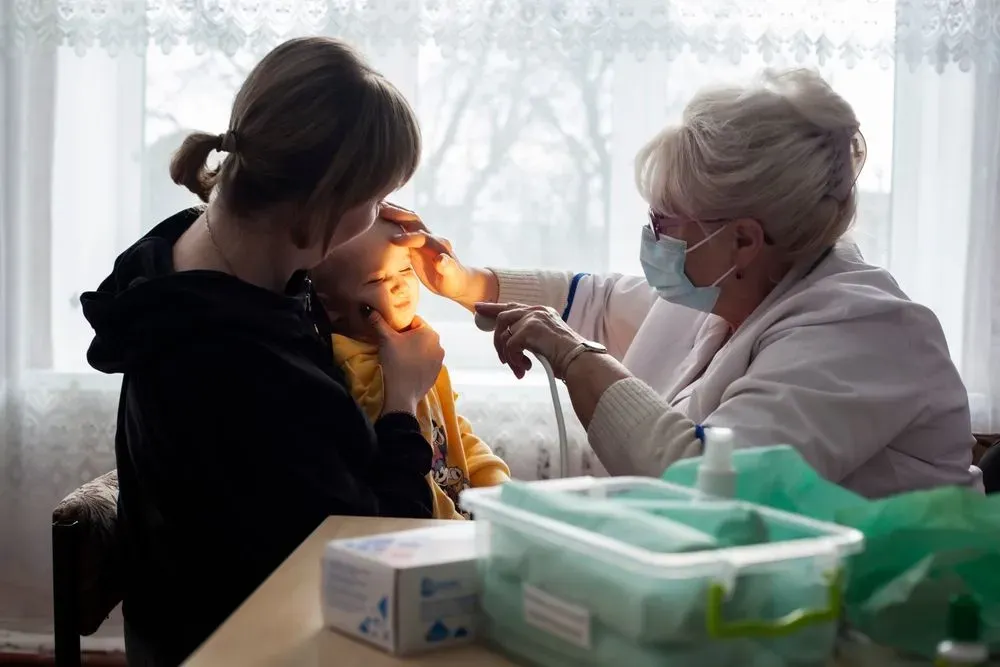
[4,0,997,69]
[2,0,998,643]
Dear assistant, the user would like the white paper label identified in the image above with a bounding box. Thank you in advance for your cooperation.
[522,584,591,649]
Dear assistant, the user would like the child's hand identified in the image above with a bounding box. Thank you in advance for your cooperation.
[367,307,443,416]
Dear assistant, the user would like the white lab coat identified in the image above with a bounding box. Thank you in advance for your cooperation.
[494,242,976,498]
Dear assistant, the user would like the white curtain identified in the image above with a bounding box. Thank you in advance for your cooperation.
[1,0,997,645]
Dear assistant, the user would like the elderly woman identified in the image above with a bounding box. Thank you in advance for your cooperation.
[387,68,975,498]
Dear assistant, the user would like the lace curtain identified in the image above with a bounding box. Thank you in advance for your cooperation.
[3,0,998,69]
[2,0,998,645]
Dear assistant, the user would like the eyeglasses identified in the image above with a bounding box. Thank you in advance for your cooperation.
[647,208,774,244]
[646,209,729,241]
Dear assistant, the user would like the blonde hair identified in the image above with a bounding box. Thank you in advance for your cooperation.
[635,68,863,259]
[170,37,421,251]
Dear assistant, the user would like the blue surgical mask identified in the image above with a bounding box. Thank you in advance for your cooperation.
[639,225,736,312]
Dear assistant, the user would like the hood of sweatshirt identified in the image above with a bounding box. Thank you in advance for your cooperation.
[82,208,329,374]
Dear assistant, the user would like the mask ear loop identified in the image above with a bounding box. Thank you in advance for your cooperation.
[686,221,729,253]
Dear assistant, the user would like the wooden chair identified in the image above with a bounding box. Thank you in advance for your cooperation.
[51,470,123,667]
[975,433,1000,494]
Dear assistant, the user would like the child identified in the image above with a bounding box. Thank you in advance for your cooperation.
[313,218,510,519]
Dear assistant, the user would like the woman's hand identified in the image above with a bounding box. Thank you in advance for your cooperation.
[368,307,444,416]
[380,203,498,310]
[475,302,585,380]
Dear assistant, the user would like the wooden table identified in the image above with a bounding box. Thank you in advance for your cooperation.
[184,516,518,666]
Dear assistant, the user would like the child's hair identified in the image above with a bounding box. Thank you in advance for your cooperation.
[170,36,421,251]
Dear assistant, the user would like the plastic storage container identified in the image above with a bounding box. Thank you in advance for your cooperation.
[461,476,865,667]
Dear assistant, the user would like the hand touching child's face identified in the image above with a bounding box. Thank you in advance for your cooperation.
[313,218,421,334]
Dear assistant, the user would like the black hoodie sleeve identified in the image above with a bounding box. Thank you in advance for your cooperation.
[133,335,434,535]
[371,411,438,511]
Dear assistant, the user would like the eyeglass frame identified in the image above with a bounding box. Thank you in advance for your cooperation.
[647,208,774,245]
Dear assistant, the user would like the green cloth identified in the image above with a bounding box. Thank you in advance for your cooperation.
[491,481,832,649]
[499,481,718,553]
[615,499,771,548]
[480,568,833,667]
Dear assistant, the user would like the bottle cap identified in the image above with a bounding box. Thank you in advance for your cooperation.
[946,594,981,642]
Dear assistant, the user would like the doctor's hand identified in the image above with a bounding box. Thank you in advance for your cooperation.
[381,204,498,310]
[475,302,586,380]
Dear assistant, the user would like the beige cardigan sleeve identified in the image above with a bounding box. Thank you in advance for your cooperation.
[589,378,702,476]
[491,268,574,311]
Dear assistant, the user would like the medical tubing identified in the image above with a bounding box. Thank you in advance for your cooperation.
[474,313,570,478]
[536,355,570,479]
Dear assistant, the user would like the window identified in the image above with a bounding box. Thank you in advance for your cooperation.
[45,0,896,377]
[5,0,997,639]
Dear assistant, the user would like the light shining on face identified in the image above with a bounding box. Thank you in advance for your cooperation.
[354,237,420,331]
[314,218,420,333]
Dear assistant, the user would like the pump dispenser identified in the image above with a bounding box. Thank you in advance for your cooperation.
[695,427,737,499]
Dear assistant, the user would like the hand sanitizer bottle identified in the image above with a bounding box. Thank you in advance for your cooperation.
[935,594,988,666]
[695,427,737,499]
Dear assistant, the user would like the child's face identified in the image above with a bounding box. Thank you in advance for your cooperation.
[314,219,421,333]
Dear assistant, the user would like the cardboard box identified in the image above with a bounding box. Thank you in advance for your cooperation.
[321,523,478,655]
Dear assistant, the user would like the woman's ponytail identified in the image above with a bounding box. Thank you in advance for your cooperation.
[169,131,222,203]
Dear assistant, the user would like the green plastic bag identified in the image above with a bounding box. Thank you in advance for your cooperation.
[661,444,866,522]
[662,445,1000,657]
[836,486,1000,656]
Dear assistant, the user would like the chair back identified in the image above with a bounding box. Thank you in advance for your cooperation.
[51,470,123,667]
[977,441,1000,494]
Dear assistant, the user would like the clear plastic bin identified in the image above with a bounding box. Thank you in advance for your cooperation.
[461,476,865,667]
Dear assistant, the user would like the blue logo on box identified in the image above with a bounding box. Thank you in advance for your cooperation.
[420,577,461,598]
[358,596,390,640]
[426,620,449,642]
[345,537,394,554]
[424,620,469,642]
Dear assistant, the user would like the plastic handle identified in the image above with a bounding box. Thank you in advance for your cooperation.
[474,313,497,332]
[705,570,842,639]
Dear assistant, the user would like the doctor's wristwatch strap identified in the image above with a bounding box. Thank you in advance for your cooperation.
[558,339,608,379]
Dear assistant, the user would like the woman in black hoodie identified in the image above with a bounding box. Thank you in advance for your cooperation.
[80,37,438,666]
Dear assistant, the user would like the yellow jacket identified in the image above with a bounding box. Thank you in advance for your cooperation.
[331,334,510,519]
